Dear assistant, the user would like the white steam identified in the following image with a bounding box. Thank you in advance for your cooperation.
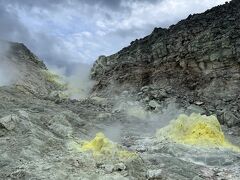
[65,65,94,99]
[114,99,183,136]
[100,95,184,143]
[103,122,123,143]
[49,63,94,99]
[0,42,19,86]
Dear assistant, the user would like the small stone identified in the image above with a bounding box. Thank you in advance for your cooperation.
[149,100,160,109]
[141,86,150,92]
[97,113,112,120]
[0,114,18,131]
[228,17,235,21]
[18,110,29,119]
[185,104,205,114]
[103,164,114,173]
[137,92,143,96]
[210,53,221,61]
[147,169,162,179]
[121,91,129,96]
[200,168,215,178]
[157,90,168,99]
[136,146,147,153]
[143,97,150,102]
[194,101,204,105]
[90,96,107,103]
[114,163,126,171]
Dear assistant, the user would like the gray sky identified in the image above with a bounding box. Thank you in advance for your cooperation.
[0,0,228,73]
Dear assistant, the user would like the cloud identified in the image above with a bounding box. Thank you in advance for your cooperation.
[0,5,29,42]
[0,0,159,11]
[0,0,229,73]
[95,0,230,36]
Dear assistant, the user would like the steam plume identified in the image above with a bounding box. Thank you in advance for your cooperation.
[49,63,95,99]
[0,42,19,86]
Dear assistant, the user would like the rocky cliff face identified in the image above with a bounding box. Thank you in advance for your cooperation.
[91,0,240,127]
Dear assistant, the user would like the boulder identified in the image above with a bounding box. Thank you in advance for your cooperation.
[0,114,18,131]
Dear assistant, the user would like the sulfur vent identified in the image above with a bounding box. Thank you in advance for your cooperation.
[156,113,240,152]
[72,132,136,159]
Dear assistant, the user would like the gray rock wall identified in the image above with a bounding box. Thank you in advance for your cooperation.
[91,0,240,127]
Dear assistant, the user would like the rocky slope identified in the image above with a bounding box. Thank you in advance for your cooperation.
[91,0,240,128]
[0,41,63,97]
[0,41,136,179]
[1,41,240,180]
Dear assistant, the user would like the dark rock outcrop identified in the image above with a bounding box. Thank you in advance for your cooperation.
[91,0,240,127]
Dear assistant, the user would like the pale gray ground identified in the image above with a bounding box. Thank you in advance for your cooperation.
[1,84,240,179]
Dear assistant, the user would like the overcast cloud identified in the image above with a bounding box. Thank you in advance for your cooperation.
[0,0,229,74]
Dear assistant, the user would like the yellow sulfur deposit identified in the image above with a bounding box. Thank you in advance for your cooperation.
[80,132,136,159]
[81,132,114,155]
[42,70,67,89]
[156,113,240,152]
